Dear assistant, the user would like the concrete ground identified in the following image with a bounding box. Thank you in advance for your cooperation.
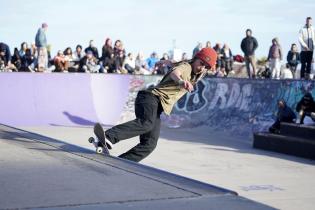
[20,125,315,210]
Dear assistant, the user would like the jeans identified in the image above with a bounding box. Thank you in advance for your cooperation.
[105,91,163,162]
[245,55,256,78]
[270,58,281,79]
[300,51,313,79]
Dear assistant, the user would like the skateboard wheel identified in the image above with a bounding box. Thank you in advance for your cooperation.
[88,137,95,143]
[96,147,103,154]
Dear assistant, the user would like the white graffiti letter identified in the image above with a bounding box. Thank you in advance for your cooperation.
[239,84,252,111]
[209,83,228,109]
[226,83,241,108]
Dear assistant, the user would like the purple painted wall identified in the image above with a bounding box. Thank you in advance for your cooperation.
[2,73,314,138]
[0,73,130,126]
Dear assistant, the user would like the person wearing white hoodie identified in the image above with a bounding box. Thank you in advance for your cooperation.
[299,17,315,79]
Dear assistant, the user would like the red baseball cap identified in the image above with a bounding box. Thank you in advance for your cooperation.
[194,48,217,69]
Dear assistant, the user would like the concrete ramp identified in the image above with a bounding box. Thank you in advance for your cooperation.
[0,124,274,209]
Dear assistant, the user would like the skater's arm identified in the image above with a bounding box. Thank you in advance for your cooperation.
[170,68,194,92]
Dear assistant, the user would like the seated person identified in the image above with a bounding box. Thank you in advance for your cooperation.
[154,53,173,75]
[269,99,296,133]
[103,53,116,73]
[73,44,85,65]
[135,52,151,75]
[280,63,294,79]
[21,48,36,72]
[79,50,100,73]
[123,53,136,74]
[11,48,22,71]
[0,42,17,72]
[296,92,315,124]
[64,47,78,72]
[53,50,69,72]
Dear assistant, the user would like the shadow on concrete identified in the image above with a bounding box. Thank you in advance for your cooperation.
[159,125,315,166]
[63,111,96,125]
[48,111,113,127]
[0,129,94,155]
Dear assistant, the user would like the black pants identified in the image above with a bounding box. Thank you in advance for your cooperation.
[269,117,295,133]
[105,91,163,162]
[300,51,313,78]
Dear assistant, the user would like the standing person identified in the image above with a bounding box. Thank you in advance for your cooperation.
[221,43,234,76]
[35,23,48,71]
[286,43,300,79]
[268,37,283,79]
[299,17,315,79]
[213,43,223,72]
[241,29,259,78]
[94,48,217,162]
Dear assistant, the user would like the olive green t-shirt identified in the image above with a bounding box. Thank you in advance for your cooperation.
[149,62,196,115]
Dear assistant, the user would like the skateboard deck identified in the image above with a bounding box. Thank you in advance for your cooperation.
[88,123,110,155]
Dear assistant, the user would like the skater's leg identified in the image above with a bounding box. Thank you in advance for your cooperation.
[119,118,161,162]
[105,91,160,144]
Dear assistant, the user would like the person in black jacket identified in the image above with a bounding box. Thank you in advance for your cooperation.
[241,29,258,78]
[286,43,300,79]
[269,99,296,133]
[0,42,18,72]
[85,40,99,60]
[296,92,315,124]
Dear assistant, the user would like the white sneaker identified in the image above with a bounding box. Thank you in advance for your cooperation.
[105,138,113,150]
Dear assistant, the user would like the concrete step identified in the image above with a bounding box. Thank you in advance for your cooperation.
[280,122,315,141]
[253,132,315,160]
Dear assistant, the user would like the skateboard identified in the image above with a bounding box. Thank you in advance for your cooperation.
[88,123,110,155]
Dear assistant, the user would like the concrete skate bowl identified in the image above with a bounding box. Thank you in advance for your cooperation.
[119,76,315,137]
[0,73,129,127]
[1,73,314,138]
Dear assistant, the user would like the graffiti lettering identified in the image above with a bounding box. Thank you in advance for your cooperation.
[176,81,253,113]
[208,83,252,111]
[176,80,207,113]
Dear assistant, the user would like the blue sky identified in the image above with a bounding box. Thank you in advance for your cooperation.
[1,0,314,58]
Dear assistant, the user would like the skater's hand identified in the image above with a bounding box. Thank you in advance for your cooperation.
[183,80,194,92]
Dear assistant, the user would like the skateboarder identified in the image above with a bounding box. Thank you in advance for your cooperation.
[99,48,217,162]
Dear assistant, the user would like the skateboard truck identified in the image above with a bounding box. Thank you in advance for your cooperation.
[88,137,104,154]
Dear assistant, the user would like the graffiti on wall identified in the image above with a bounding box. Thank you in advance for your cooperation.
[118,75,161,124]
[120,75,315,137]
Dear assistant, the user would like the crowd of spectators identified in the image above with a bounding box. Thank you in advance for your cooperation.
[1,17,315,80]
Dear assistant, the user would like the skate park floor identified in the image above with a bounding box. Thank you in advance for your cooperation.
[4,124,315,210]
